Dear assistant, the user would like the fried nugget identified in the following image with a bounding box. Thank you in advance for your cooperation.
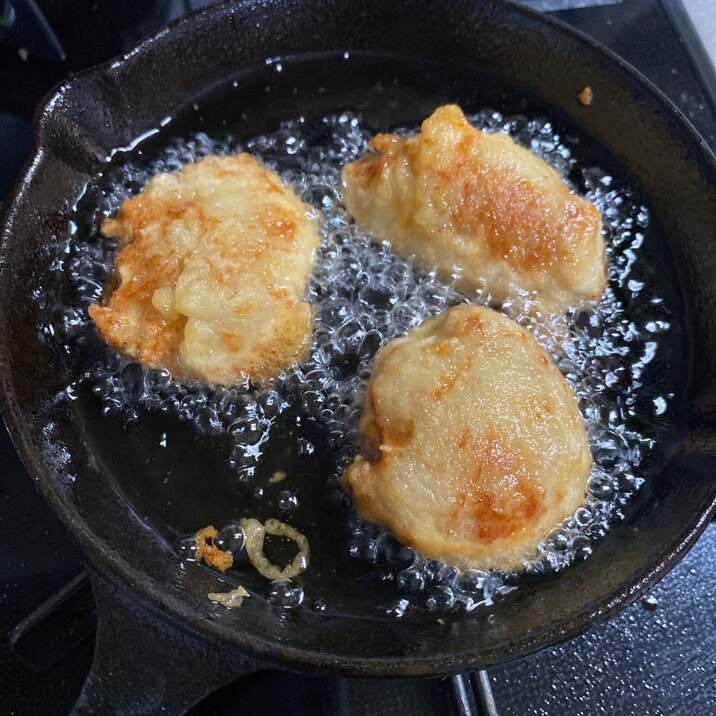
[343,305,592,570]
[89,153,320,384]
[342,105,606,312]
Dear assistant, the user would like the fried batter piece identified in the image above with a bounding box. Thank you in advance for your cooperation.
[195,525,233,573]
[342,105,606,312]
[89,153,320,384]
[343,305,592,570]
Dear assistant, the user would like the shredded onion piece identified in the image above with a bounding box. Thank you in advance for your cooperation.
[207,585,249,609]
[240,517,310,580]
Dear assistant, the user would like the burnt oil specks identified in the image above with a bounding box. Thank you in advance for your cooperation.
[36,53,686,619]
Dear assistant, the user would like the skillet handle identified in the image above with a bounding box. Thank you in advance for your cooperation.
[72,570,260,716]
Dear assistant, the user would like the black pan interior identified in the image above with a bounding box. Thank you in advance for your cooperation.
[1,0,715,676]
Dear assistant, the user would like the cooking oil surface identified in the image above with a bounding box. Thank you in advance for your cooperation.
[38,53,685,618]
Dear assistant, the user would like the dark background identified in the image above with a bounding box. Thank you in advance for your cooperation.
[1,0,714,714]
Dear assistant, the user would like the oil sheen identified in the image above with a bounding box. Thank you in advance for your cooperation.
[38,54,681,618]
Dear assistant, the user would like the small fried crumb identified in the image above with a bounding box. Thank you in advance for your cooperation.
[195,525,234,573]
[207,585,249,609]
[577,86,593,106]
[269,470,287,484]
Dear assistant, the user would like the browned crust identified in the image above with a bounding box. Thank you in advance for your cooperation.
[195,525,233,573]
[342,104,607,309]
[89,154,318,384]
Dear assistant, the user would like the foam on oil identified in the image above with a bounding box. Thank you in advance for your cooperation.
[40,105,674,616]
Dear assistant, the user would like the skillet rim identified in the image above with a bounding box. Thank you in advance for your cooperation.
[1,0,715,677]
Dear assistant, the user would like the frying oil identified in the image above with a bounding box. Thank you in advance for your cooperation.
[40,89,677,616]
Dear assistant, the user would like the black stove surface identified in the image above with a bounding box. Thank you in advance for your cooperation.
[1,1,714,714]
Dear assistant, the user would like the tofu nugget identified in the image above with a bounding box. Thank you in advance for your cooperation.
[343,305,592,570]
[342,105,606,312]
[89,154,320,384]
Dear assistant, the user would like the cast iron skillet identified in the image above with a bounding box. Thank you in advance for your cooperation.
[1,0,715,713]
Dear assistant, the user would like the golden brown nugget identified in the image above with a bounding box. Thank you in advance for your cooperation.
[342,105,606,312]
[195,525,233,573]
[89,153,320,384]
[343,305,592,571]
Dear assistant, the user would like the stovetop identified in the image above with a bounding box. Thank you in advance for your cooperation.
[1,1,715,714]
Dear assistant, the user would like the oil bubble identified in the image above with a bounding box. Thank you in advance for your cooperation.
[268,580,305,609]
